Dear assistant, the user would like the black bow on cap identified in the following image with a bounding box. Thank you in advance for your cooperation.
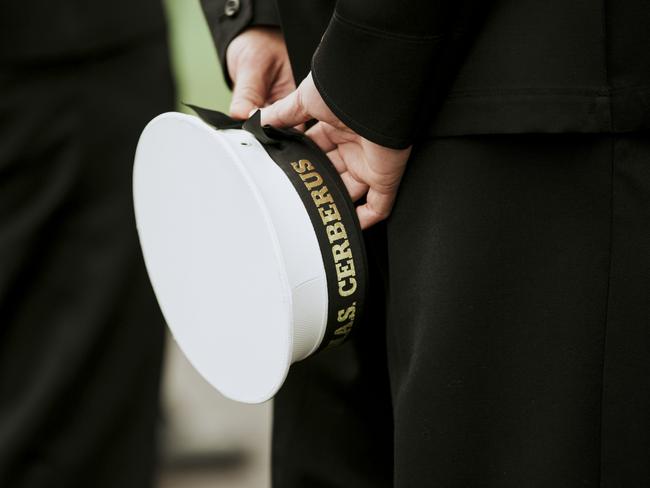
[184,103,302,146]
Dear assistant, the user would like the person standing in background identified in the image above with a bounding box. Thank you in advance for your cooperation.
[202,0,650,486]
[0,2,174,487]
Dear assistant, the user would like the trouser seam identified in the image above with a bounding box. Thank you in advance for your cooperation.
[598,134,616,488]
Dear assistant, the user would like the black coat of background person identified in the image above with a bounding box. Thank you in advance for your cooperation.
[201,1,650,487]
[0,2,174,487]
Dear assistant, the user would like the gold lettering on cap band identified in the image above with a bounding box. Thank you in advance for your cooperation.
[291,159,359,343]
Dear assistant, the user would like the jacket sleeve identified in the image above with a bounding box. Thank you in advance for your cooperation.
[311,1,493,149]
[200,0,281,87]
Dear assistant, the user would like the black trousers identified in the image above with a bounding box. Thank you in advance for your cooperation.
[273,133,650,487]
[0,37,174,487]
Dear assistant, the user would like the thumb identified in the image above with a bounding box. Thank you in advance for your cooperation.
[260,86,311,128]
[230,69,266,120]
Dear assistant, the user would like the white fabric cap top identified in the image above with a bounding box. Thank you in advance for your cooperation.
[134,112,330,403]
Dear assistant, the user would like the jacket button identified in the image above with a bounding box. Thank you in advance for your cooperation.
[224,0,240,17]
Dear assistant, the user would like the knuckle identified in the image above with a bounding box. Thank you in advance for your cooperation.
[235,90,263,107]
[294,90,308,118]
[368,204,390,220]
[378,208,391,219]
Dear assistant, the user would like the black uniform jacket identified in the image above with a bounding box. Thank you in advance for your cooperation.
[202,0,650,149]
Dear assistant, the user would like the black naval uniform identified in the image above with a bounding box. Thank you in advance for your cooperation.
[0,2,174,487]
[202,0,650,486]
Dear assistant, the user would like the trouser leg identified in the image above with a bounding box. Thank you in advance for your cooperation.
[0,37,174,488]
[387,133,648,487]
[600,134,650,486]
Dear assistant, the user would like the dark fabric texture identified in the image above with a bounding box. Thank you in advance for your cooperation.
[273,132,650,487]
[202,0,650,147]
[310,1,493,149]
[0,36,175,487]
[0,0,166,62]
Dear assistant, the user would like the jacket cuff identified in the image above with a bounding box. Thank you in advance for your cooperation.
[312,11,448,149]
[201,0,281,88]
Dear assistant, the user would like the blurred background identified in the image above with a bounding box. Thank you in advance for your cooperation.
[159,1,271,487]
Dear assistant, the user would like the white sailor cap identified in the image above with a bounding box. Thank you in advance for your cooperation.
[133,108,367,404]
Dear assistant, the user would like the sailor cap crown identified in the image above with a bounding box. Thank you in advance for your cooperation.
[133,108,367,403]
